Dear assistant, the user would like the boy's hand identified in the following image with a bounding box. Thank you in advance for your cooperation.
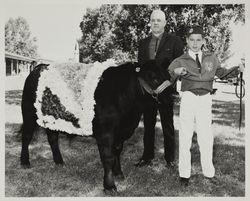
[239,57,245,72]
[174,67,187,76]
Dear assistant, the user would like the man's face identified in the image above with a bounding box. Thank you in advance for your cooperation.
[186,34,205,52]
[150,13,166,34]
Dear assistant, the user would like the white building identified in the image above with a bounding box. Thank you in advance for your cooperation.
[5,51,53,76]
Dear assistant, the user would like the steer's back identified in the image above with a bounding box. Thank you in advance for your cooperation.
[94,63,138,107]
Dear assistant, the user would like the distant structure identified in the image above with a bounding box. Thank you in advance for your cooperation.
[5,51,36,76]
[74,40,80,62]
[5,51,53,76]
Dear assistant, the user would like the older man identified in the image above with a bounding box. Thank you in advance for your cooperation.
[136,10,184,167]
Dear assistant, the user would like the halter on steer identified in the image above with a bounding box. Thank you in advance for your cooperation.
[238,72,244,130]
[138,77,172,104]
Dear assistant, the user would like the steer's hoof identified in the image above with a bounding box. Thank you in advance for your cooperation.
[55,162,65,169]
[103,186,118,196]
[115,174,125,181]
[55,162,65,166]
[21,163,31,169]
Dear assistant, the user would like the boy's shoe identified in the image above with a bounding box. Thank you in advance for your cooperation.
[180,177,189,187]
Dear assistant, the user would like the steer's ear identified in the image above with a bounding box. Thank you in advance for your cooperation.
[132,62,140,72]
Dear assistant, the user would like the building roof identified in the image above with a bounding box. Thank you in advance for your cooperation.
[5,51,36,62]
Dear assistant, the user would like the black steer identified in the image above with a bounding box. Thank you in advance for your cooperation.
[20,60,173,193]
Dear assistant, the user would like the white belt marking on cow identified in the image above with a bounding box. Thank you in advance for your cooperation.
[34,60,116,136]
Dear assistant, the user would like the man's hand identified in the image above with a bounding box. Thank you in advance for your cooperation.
[174,67,187,76]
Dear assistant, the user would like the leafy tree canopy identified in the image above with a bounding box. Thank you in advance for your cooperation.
[79,4,245,63]
[5,17,38,58]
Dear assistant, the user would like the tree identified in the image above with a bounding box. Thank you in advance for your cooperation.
[79,4,245,63]
[79,5,121,63]
[113,4,160,60]
[5,17,38,58]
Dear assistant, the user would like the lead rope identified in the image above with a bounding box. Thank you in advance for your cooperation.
[137,77,172,104]
[239,72,243,130]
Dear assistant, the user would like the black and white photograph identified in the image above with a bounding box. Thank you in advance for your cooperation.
[1,0,248,198]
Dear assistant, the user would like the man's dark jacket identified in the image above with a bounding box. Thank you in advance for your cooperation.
[138,31,184,70]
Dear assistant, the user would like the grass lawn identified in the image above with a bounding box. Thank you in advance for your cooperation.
[5,83,245,197]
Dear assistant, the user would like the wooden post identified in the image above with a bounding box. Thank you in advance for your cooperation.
[10,59,13,75]
[17,60,21,75]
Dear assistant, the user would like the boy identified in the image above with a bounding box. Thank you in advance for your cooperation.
[168,25,244,186]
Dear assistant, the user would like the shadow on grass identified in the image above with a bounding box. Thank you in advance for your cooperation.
[117,129,245,196]
[212,100,245,127]
[5,90,23,106]
[5,120,245,197]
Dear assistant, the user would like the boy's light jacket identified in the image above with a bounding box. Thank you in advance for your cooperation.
[168,51,239,93]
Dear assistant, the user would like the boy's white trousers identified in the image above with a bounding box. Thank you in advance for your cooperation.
[178,91,215,178]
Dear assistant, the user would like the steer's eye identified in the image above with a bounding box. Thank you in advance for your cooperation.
[150,74,159,82]
[154,79,159,84]
[150,73,157,79]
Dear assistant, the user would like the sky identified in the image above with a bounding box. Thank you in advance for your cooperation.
[3,0,102,61]
[2,0,247,64]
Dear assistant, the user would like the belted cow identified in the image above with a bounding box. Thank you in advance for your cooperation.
[20,60,173,193]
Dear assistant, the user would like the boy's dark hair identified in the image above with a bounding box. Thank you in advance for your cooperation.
[187,25,204,37]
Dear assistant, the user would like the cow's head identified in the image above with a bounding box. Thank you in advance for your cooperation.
[136,60,173,104]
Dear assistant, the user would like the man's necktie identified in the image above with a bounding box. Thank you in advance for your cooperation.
[195,53,201,73]
[155,38,159,56]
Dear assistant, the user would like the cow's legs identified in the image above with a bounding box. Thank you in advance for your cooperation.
[20,122,36,168]
[112,109,141,179]
[113,143,124,180]
[46,129,64,165]
[96,134,117,192]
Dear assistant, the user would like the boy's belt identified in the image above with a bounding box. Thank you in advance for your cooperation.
[189,89,210,96]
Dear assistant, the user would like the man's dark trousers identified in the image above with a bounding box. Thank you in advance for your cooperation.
[142,96,175,163]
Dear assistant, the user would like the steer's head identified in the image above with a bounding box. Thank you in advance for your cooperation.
[137,60,171,88]
[135,60,173,104]
[138,60,170,89]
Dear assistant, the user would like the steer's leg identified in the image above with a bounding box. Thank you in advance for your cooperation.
[112,109,141,179]
[20,96,38,168]
[96,133,117,193]
[46,129,64,165]
[112,142,124,180]
[20,122,36,168]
